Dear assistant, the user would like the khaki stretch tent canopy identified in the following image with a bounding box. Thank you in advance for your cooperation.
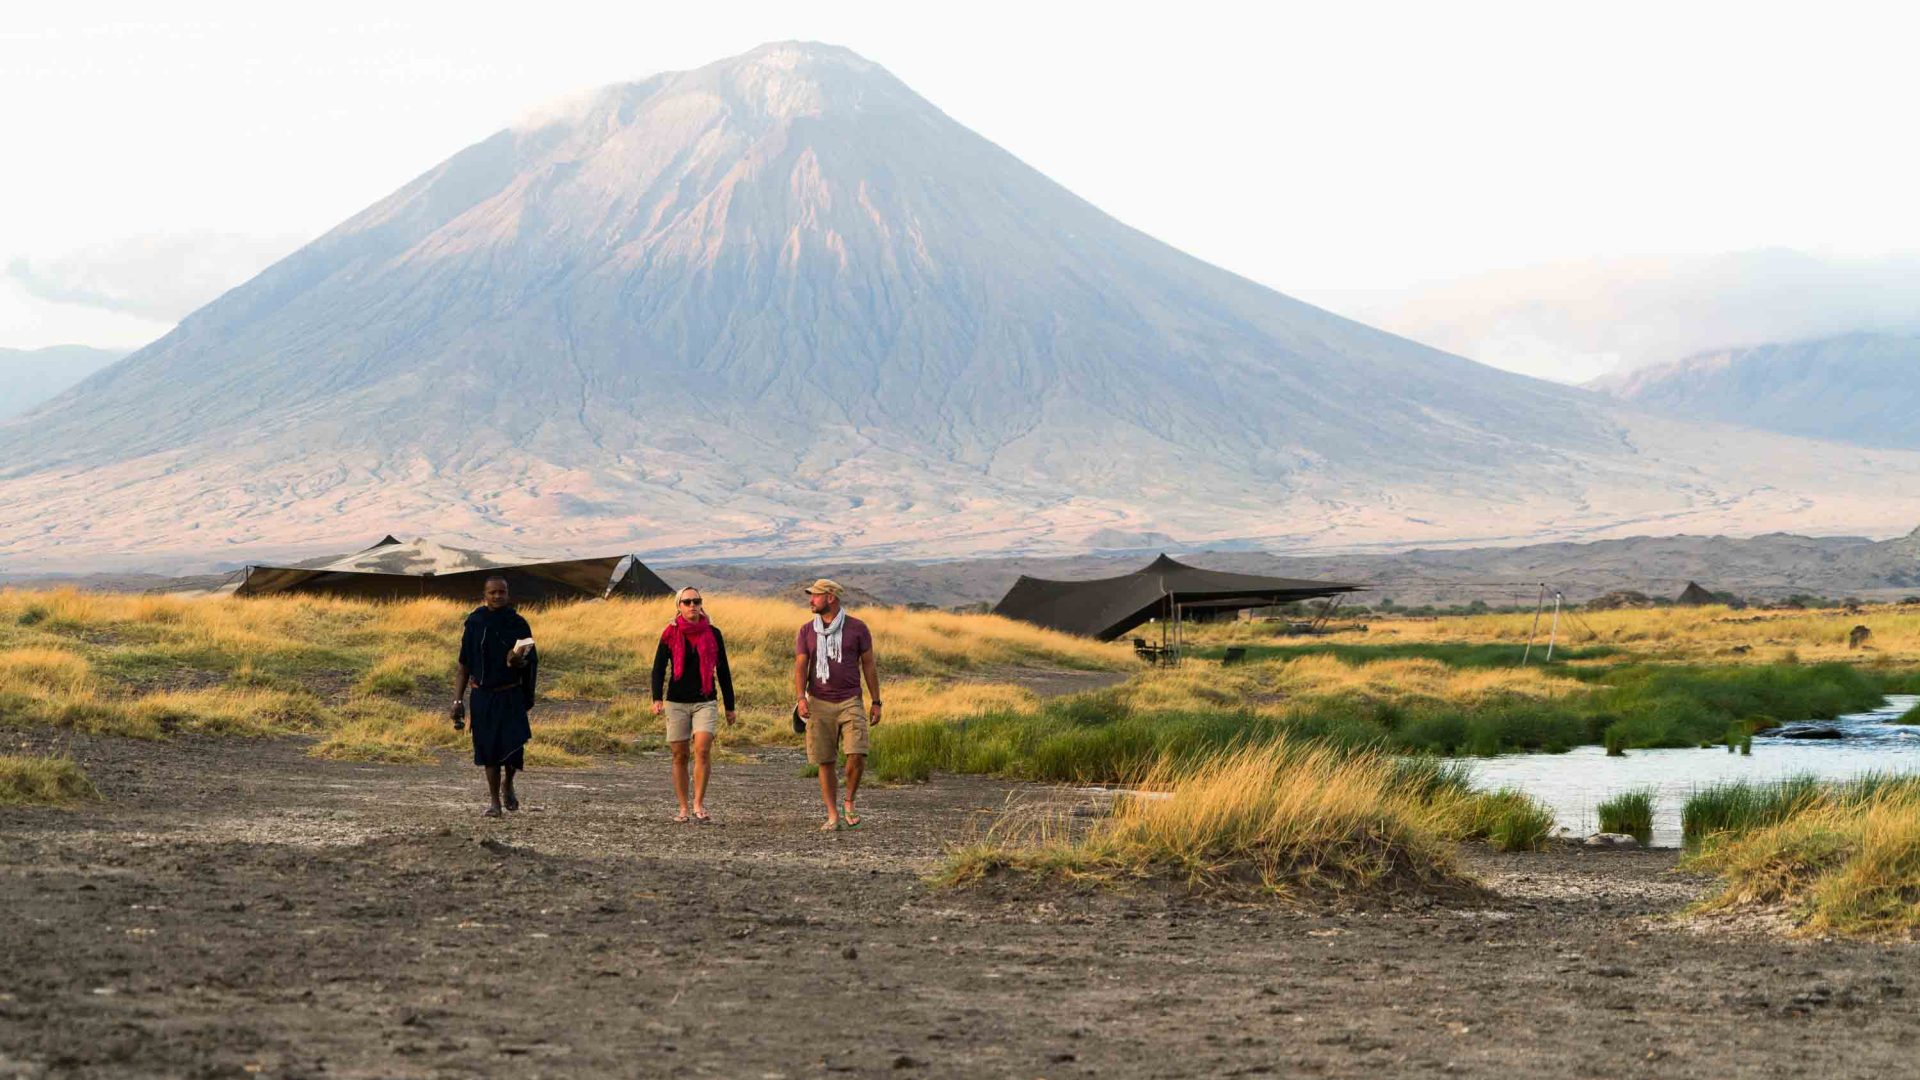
[233,536,673,602]
[991,554,1361,641]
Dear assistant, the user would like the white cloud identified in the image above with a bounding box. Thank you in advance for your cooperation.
[4,231,299,322]
[0,278,174,351]
[1309,249,1920,383]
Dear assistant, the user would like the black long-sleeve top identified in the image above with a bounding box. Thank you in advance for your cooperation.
[650,627,736,710]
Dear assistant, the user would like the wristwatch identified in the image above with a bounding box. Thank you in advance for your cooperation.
[870,699,883,707]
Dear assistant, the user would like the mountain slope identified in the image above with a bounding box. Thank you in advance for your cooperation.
[1592,333,1920,448]
[0,345,129,420]
[5,42,1920,572]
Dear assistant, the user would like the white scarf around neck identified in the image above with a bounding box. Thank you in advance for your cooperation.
[812,608,846,686]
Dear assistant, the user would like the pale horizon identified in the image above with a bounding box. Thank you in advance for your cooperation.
[5,2,1919,380]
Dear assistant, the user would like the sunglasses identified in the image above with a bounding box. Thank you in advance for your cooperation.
[679,597,703,606]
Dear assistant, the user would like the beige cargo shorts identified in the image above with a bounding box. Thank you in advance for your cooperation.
[804,694,869,764]
[665,700,720,742]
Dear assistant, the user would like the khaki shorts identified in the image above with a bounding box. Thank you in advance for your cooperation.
[805,694,870,764]
[665,700,720,742]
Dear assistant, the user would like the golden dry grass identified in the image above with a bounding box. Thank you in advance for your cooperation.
[0,588,1127,763]
[1115,653,1589,716]
[1369,604,1920,664]
[1688,785,1920,937]
[940,739,1504,899]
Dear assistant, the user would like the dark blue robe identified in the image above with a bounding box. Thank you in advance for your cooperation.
[458,605,537,768]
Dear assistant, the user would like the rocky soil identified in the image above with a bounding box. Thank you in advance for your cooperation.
[5,730,1919,1078]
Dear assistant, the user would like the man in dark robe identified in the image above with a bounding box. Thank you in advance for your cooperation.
[451,576,538,817]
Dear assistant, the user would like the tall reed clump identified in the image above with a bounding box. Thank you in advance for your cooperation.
[0,755,98,805]
[941,740,1521,901]
[1597,789,1655,844]
[1687,783,1920,937]
[1681,776,1824,846]
[1434,787,1555,852]
[1603,728,1628,757]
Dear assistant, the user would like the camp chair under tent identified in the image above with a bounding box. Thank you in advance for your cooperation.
[229,536,673,602]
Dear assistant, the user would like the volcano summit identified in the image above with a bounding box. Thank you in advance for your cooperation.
[7,42,1920,571]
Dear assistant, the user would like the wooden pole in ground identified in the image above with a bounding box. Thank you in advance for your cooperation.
[1545,592,1563,662]
[1521,583,1548,665]
[1173,597,1183,666]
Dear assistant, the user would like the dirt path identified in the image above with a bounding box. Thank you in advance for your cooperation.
[5,731,1919,1079]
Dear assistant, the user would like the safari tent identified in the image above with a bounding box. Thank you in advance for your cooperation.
[231,536,673,602]
[991,554,1360,641]
[1675,581,1718,606]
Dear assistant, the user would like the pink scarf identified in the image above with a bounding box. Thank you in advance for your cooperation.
[662,614,717,695]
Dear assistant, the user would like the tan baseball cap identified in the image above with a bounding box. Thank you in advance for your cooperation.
[803,578,844,597]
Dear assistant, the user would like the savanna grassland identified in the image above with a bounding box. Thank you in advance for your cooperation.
[0,587,1122,768]
[8,589,1920,934]
[13,591,1920,1077]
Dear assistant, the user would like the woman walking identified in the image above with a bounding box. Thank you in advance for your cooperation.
[650,587,736,823]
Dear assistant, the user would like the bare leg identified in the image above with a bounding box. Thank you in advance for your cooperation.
[691,731,714,818]
[483,765,503,816]
[843,753,865,822]
[670,740,691,819]
[817,759,840,829]
[503,764,520,811]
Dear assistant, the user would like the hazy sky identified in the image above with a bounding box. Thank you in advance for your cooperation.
[5,1,1917,377]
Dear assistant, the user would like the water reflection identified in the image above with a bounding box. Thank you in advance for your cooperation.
[1467,695,1920,847]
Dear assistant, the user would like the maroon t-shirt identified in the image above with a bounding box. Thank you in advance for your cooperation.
[796,616,872,702]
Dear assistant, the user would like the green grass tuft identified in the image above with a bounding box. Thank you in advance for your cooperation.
[1597,789,1655,844]
[0,755,98,805]
[1682,776,1825,845]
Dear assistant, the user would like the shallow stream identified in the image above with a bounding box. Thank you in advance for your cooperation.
[1470,694,1920,847]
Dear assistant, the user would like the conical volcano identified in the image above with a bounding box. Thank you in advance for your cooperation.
[7,42,1920,571]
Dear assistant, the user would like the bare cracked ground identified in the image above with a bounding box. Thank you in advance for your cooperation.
[4,731,1918,1079]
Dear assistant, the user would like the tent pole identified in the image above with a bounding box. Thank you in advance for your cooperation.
[1521,583,1547,665]
[1545,592,1563,662]
[1174,598,1183,666]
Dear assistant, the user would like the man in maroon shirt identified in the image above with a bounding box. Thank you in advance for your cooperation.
[793,579,882,830]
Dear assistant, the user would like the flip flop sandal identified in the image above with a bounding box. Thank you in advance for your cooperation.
[693,810,712,824]
[819,820,842,832]
[483,806,504,818]
[504,793,520,812]
[672,812,691,824]
[840,804,861,828]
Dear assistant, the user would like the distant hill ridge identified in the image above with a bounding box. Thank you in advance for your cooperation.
[1592,332,1920,449]
[0,345,129,420]
[673,524,1920,609]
